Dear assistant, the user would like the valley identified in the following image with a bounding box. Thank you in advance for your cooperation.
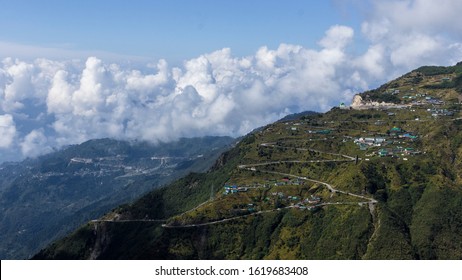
[0,136,235,259]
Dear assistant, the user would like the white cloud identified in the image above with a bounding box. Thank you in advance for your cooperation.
[47,70,74,115]
[1,0,462,162]
[19,129,52,158]
[354,44,386,79]
[371,0,462,37]
[0,30,361,160]
[0,114,16,148]
[1,58,35,112]
[389,34,443,69]
[126,59,170,93]
[361,19,390,42]
[360,0,462,72]
[319,25,355,50]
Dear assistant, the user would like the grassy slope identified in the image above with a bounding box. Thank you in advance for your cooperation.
[34,111,462,259]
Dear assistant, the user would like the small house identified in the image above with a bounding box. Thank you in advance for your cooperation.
[378,149,390,157]
[307,206,319,211]
[389,126,404,136]
[403,148,415,155]
[401,133,418,140]
[316,129,331,135]
[390,126,402,133]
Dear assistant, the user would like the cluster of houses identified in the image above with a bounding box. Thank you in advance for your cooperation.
[270,192,322,210]
[354,137,387,150]
[377,147,420,157]
[389,127,418,140]
[288,126,333,135]
[386,88,401,95]
[282,119,339,136]
[423,97,444,105]
[271,192,300,200]
[231,203,258,213]
[354,127,417,149]
[400,92,444,105]
[229,192,323,213]
[356,126,416,141]
[277,177,304,186]
[428,108,455,117]
[224,181,324,212]
[294,195,322,211]
[307,129,332,134]
[223,185,248,195]
[380,84,450,106]
[285,122,302,132]
[386,86,445,105]
[224,178,306,196]
[407,97,444,106]
[70,157,93,164]
[354,126,420,157]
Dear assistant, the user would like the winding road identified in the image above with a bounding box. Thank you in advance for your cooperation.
[239,142,376,204]
[92,139,376,228]
[161,141,376,228]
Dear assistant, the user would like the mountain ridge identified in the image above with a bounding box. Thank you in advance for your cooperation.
[0,136,235,259]
[33,62,462,260]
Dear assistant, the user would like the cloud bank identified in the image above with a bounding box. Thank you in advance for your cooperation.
[1,0,462,162]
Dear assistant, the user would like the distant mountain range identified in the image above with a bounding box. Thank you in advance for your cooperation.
[0,136,235,259]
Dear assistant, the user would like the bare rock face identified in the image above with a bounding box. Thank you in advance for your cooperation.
[350,94,404,110]
[351,95,364,109]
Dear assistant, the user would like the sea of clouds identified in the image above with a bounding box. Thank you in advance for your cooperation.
[1,0,462,162]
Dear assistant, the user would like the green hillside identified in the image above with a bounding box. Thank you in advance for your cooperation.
[33,62,462,260]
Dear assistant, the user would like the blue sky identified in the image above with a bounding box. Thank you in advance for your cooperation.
[1,0,462,162]
[0,0,363,62]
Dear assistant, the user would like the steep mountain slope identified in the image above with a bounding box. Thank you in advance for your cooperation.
[34,62,462,260]
[0,136,235,259]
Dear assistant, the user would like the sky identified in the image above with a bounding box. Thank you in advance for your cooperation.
[0,0,360,62]
[1,0,462,162]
